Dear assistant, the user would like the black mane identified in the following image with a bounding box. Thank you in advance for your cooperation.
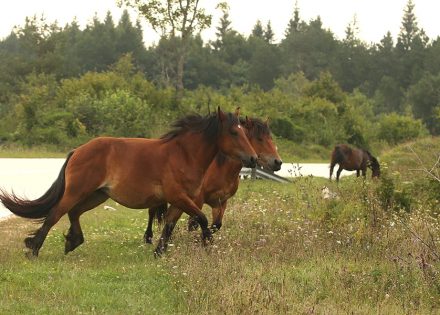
[161,112,239,143]
[249,117,270,138]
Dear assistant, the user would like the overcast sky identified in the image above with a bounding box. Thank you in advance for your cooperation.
[0,0,439,45]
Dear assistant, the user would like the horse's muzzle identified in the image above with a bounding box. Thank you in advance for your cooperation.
[242,156,257,168]
[271,159,282,171]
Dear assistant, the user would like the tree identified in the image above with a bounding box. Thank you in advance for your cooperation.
[251,20,264,39]
[213,3,231,50]
[396,0,429,87]
[407,72,440,134]
[284,1,301,36]
[247,38,281,90]
[264,21,275,43]
[280,17,338,80]
[397,0,419,52]
[118,0,216,104]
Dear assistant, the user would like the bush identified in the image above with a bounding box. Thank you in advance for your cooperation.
[270,118,305,142]
[378,113,428,145]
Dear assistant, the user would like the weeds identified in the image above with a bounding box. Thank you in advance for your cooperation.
[0,138,439,314]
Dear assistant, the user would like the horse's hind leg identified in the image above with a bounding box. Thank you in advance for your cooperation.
[329,163,336,180]
[144,208,155,244]
[65,190,109,254]
[25,212,60,257]
[187,216,199,231]
[144,204,168,244]
[336,166,343,182]
[25,192,87,257]
[154,205,183,257]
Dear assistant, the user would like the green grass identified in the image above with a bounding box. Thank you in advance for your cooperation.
[380,136,440,180]
[0,145,67,158]
[0,209,187,314]
[0,137,439,314]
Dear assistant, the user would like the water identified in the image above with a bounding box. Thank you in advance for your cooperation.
[0,158,354,220]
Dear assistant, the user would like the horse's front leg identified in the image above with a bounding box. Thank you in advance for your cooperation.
[211,200,228,233]
[155,195,211,256]
[356,170,360,177]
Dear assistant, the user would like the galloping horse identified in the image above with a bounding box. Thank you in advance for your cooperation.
[150,116,282,256]
[0,108,258,257]
[329,144,380,182]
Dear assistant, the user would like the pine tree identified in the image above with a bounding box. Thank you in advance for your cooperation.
[398,0,419,51]
[285,1,300,37]
[214,7,232,50]
[264,21,275,43]
[251,20,264,39]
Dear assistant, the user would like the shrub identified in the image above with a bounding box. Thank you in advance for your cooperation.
[378,113,428,145]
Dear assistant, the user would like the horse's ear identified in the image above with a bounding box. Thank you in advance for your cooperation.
[264,117,270,127]
[234,107,241,117]
[245,116,253,128]
[217,106,226,122]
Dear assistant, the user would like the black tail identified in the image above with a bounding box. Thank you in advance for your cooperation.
[0,151,74,220]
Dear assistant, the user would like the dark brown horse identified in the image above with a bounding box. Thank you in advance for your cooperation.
[0,108,258,257]
[149,117,282,255]
[329,144,380,182]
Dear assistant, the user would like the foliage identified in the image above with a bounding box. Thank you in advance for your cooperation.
[0,2,439,152]
[377,113,428,145]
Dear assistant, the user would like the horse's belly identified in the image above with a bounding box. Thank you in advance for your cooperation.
[106,183,165,209]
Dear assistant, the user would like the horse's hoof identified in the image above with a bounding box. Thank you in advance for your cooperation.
[145,237,153,244]
[24,236,36,250]
[210,223,221,234]
[153,248,164,258]
[25,250,38,259]
[201,230,213,246]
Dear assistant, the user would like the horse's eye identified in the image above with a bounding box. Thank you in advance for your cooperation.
[258,137,263,142]
[230,130,238,136]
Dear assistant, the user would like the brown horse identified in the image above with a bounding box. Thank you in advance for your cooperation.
[0,108,258,257]
[329,144,380,182]
[149,117,282,255]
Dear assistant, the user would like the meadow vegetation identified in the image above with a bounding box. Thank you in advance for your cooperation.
[0,137,438,314]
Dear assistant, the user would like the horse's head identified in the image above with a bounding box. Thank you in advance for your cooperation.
[243,117,282,171]
[369,156,381,178]
[217,107,257,168]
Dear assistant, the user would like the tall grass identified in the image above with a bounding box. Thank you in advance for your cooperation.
[0,137,439,314]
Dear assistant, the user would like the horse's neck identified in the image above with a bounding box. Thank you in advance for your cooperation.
[220,156,242,178]
[173,132,219,172]
[210,155,242,181]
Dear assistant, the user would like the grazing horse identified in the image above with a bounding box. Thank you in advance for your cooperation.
[329,144,380,182]
[150,117,282,256]
[0,108,258,257]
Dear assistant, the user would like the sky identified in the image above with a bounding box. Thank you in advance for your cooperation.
[0,0,439,45]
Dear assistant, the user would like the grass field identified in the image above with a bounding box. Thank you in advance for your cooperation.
[0,138,439,314]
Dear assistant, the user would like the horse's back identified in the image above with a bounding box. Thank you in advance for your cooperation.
[331,144,364,170]
[64,137,167,207]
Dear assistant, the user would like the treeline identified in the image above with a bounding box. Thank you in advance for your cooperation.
[0,2,438,151]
